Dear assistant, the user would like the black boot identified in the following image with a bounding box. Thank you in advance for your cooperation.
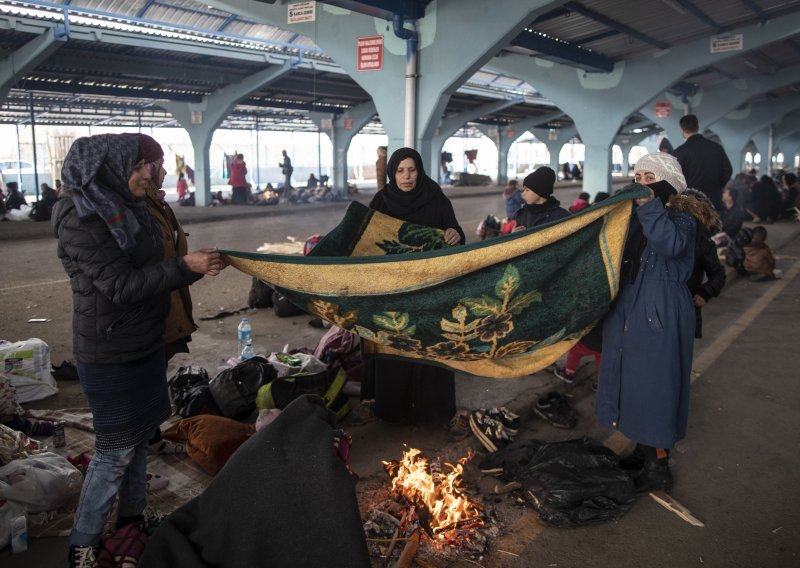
[634,457,673,494]
[619,444,646,472]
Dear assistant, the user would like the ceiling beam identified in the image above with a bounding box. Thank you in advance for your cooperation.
[573,29,620,45]
[671,0,722,33]
[563,1,670,50]
[741,0,770,24]
[14,79,204,102]
[510,29,615,72]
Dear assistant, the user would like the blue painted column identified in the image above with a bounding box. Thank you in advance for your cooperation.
[432,97,522,181]
[208,0,566,158]
[488,13,800,195]
[163,62,292,206]
[710,98,800,174]
[310,101,376,196]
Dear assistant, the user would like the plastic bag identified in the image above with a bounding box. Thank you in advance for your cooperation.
[0,452,83,513]
[0,500,26,550]
[516,437,636,528]
[0,424,46,465]
[0,339,57,403]
[268,352,328,378]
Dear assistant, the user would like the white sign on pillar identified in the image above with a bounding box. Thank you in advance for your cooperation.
[190,111,203,124]
[320,118,332,130]
[548,129,558,141]
[710,34,743,53]
[288,2,316,24]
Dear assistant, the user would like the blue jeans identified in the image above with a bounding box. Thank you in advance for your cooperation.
[69,434,151,546]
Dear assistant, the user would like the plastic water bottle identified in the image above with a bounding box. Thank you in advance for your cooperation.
[237,318,252,354]
[240,339,256,361]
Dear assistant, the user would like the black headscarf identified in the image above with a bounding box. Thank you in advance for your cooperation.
[61,134,155,251]
[379,147,445,218]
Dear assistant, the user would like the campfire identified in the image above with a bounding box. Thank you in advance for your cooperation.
[383,448,483,538]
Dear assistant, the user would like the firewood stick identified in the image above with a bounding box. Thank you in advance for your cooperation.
[649,491,705,527]
[393,530,420,568]
[414,559,439,568]
[385,509,410,565]
[493,481,522,494]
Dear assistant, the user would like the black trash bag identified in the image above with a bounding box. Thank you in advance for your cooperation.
[208,356,277,420]
[168,366,222,418]
[478,439,546,480]
[517,437,635,528]
[725,227,752,275]
[248,277,274,309]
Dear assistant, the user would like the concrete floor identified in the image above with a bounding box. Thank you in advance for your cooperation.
[1,182,798,567]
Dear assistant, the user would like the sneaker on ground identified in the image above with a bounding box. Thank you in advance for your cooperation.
[485,407,520,436]
[533,392,578,429]
[69,544,100,568]
[469,410,512,453]
[552,366,575,385]
[448,411,470,440]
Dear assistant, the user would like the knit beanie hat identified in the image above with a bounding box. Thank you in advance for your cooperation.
[523,166,556,198]
[634,152,687,192]
[139,134,164,164]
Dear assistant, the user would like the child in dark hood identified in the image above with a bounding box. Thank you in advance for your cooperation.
[513,166,569,230]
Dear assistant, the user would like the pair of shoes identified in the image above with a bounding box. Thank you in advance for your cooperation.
[116,507,168,535]
[53,360,80,381]
[634,458,673,494]
[469,410,513,453]
[484,407,520,436]
[150,439,185,455]
[533,392,577,429]
[552,366,575,385]
[29,419,56,437]
[308,317,326,328]
[448,411,470,440]
[69,544,100,568]
[67,452,93,475]
[618,445,646,472]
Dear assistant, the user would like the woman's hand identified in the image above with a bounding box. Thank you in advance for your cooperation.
[184,248,225,276]
[635,186,655,206]
[444,228,461,246]
[693,294,706,307]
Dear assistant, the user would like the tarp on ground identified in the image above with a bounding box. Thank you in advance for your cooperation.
[221,185,647,378]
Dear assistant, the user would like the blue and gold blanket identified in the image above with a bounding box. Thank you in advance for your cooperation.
[222,185,647,378]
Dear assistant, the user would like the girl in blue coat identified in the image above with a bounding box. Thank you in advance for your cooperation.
[596,152,700,493]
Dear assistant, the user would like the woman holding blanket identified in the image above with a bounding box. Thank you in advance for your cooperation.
[53,134,223,568]
[364,147,465,430]
[596,152,700,494]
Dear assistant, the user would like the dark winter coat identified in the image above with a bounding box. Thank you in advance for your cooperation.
[720,202,745,240]
[53,198,197,364]
[513,197,569,229]
[597,197,698,449]
[673,134,732,211]
[688,232,726,338]
[5,189,26,210]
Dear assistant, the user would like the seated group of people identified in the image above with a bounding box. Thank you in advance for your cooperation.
[0,181,60,221]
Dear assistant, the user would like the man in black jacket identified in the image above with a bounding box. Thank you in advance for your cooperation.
[673,115,733,212]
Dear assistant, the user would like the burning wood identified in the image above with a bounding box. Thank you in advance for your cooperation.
[383,448,483,539]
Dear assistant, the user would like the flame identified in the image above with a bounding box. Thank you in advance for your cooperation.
[383,448,482,537]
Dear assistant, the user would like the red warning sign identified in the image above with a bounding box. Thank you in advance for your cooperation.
[654,102,671,118]
[357,36,383,72]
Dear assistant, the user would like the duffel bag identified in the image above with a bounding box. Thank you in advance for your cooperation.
[209,357,277,420]
[256,366,349,421]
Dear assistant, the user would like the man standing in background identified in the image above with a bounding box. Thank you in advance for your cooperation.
[673,114,732,211]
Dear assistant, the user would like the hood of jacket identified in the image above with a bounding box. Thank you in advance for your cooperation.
[667,194,719,231]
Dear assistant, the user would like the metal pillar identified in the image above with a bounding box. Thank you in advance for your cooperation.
[28,92,40,200]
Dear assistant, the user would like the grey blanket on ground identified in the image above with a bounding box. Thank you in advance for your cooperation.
[140,395,370,568]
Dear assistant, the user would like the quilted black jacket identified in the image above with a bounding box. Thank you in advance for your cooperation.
[52,198,196,364]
